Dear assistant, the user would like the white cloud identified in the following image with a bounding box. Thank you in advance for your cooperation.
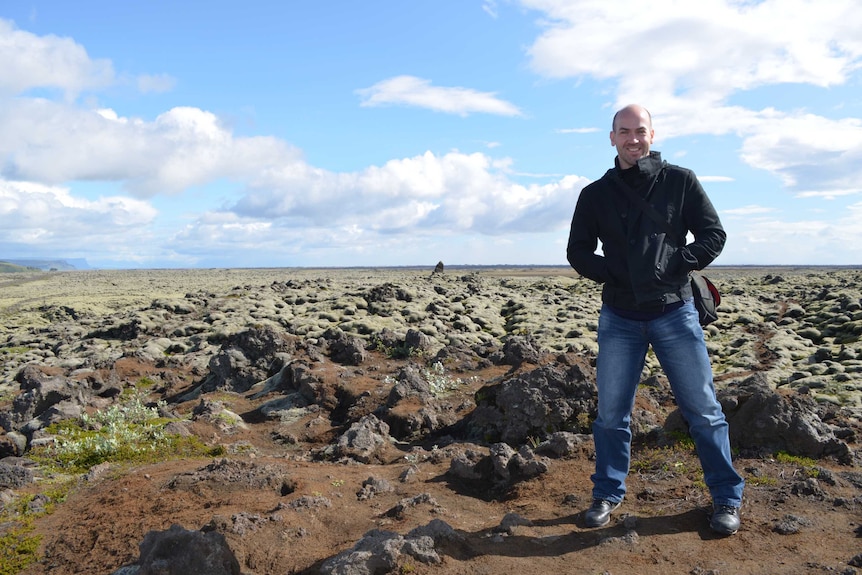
[738,113,862,195]
[520,0,862,199]
[356,75,523,117]
[556,127,599,134]
[722,204,776,216]
[523,0,861,101]
[483,0,499,18]
[794,189,860,199]
[3,7,861,268]
[169,211,427,267]
[722,202,862,264]
[0,19,114,98]
[229,150,589,236]
[0,101,303,196]
[0,179,157,256]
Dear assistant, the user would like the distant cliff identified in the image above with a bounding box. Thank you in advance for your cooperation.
[0,258,90,272]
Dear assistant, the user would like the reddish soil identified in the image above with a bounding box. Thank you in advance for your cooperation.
[19,349,862,575]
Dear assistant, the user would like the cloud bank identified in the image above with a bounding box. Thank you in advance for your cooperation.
[524,0,862,199]
[1,2,862,268]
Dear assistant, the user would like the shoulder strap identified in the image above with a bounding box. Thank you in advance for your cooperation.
[609,164,678,240]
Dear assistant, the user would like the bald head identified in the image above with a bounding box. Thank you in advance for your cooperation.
[612,105,652,132]
[610,104,655,169]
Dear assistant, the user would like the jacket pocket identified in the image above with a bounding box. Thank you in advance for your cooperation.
[651,234,686,284]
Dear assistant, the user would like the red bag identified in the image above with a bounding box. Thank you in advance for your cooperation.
[690,272,720,326]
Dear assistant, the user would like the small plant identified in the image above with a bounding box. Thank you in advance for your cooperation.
[774,451,816,466]
[630,450,662,473]
[775,451,820,478]
[747,475,778,487]
[575,412,593,433]
[214,410,243,427]
[0,481,74,575]
[369,336,423,360]
[631,445,705,489]
[391,343,423,359]
[422,361,476,396]
[30,393,221,473]
[383,362,477,398]
[690,468,706,489]
[0,520,40,575]
[119,377,159,402]
[668,430,696,450]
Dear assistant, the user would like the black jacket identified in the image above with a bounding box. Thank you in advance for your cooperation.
[566,152,725,310]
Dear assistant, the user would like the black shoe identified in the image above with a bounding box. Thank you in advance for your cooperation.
[584,499,621,528]
[709,504,740,535]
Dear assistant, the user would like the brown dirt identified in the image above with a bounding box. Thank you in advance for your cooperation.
[17,347,862,575]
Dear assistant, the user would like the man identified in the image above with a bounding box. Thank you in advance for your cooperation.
[566,104,744,535]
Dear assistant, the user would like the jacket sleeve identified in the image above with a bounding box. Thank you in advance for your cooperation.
[566,187,609,284]
[677,171,726,271]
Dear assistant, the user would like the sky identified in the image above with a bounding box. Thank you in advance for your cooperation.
[1,0,862,269]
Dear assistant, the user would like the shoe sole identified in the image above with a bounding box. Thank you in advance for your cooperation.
[710,523,738,535]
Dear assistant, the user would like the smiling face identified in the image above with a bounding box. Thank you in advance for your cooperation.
[610,106,654,169]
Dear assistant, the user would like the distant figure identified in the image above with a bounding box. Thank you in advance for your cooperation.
[433,261,445,275]
[566,104,744,535]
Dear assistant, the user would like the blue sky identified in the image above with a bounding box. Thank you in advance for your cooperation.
[1,0,861,269]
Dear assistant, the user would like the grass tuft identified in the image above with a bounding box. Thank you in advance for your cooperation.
[29,393,222,474]
[775,451,820,477]
[0,521,40,575]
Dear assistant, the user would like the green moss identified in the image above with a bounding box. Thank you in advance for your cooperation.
[747,475,778,487]
[0,483,75,575]
[368,334,424,360]
[136,377,158,389]
[118,377,159,402]
[667,430,696,450]
[0,347,30,356]
[29,396,221,474]
[630,445,703,487]
[630,448,668,473]
[0,521,40,575]
[775,451,820,477]
[32,428,222,474]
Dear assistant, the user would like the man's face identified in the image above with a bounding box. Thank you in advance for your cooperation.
[610,108,654,169]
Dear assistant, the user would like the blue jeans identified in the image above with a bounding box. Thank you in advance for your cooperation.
[592,299,744,507]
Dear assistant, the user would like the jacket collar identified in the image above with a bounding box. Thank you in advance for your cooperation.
[614,151,664,179]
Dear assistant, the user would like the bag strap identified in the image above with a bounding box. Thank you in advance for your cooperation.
[609,164,681,243]
[610,167,696,302]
